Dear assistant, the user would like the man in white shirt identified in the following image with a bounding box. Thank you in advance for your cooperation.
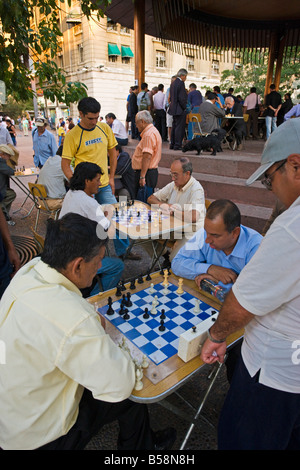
[0,213,175,450]
[37,144,68,210]
[153,83,167,141]
[147,156,206,265]
[105,113,128,146]
[59,162,124,293]
[201,118,300,450]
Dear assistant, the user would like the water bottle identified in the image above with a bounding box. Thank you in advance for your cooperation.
[200,279,229,302]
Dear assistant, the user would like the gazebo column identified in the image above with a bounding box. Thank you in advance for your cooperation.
[274,33,286,90]
[264,31,277,101]
[134,0,145,87]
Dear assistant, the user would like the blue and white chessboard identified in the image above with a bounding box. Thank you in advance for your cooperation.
[98,281,218,365]
[112,205,169,227]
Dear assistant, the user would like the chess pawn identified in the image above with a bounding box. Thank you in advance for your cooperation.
[193,299,201,313]
[141,354,149,368]
[134,368,143,391]
[176,278,184,295]
[149,283,155,293]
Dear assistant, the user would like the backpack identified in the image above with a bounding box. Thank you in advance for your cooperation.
[138,92,148,111]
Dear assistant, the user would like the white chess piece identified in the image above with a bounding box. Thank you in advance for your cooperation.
[149,283,155,293]
[141,354,149,368]
[193,299,201,313]
[176,278,184,295]
[134,367,143,390]
[150,299,157,315]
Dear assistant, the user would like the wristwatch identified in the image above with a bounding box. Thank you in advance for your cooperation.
[207,327,226,343]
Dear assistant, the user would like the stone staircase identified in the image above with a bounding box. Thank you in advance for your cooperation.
[125,139,276,233]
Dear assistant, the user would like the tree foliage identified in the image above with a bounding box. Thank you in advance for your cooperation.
[0,0,111,105]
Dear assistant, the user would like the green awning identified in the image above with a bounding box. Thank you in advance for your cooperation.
[108,43,121,56]
[121,45,134,58]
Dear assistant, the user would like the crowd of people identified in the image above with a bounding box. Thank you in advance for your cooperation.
[0,70,299,451]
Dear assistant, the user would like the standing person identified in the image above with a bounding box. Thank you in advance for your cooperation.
[5,119,17,146]
[165,76,177,142]
[213,86,225,109]
[114,144,136,200]
[128,86,139,139]
[137,82,151,112]
[201,118,300,450]
[243,87,262,140]
[277,93,293,126]
[22,116,29,136]
[125,87,132,134]
[32,117,58,168]
[168,68,188,150]
[0,145,17,224]
[153,84,167,141]
[131,110,162,199]
[265,83,282,139]
[61,97,138,260]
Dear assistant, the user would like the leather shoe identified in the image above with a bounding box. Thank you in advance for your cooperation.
[169,144,174,149]
[153,427,176,450]
[173,146,182,151]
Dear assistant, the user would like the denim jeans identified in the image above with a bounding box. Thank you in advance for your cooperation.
[89,256,124,295]
[94,184,129,256]
[265,115,277,139]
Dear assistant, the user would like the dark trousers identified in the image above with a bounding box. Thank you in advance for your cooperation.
[133,168,158,199]
[37,389,154,450]
[170,112,186,149]
[246,109,259,139]
[130,116,140,140]
[218,357,300,450]
[154,109,167,141]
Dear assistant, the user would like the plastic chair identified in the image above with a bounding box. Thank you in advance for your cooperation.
[28,182,61,231]
[188,113,207,138]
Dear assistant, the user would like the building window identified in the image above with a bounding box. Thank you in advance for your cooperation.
[156,50,166,68]
[211,59,219,75]
[78,44,84,63]
[107,18,118,31]
[186,55,195,71]
[120,26,130,34]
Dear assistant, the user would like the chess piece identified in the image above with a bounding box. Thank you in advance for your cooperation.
[107,297,114,315]
[160,309,166,320]
[159,319,165,331]
[141,355,149,368]
[162,269,169,287]
[150,299,157,315]
[134,368,143,391]
[176,278,184,295]
[193,299,201,313]
[143,307,149,319]
[137,274,144,284]
[123,309,130,320]
[130,279,136,290]
[149,283,155,293]
[126,292,132,307]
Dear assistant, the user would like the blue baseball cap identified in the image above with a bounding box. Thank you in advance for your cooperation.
[246,118,300,185]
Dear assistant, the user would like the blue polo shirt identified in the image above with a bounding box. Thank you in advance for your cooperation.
[171,225,263,289]
[32,128,58,167]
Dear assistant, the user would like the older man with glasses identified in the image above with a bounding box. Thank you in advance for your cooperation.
[201,118,300,450]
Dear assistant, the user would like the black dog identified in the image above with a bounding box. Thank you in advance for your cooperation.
[182,128,226,156]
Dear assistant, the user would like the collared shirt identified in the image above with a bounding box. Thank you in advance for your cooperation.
[131,123,162,170]
[153,91,166,110]
[0,258,135,449]
[284,104,300,121]
[111,119,128,139]
[0,127,13,146]
[62,122,117,188]
[243,92,262,110]
[233,196,300,393]
[171,225,263,290]
[32,128,58,167]
[188,89,203,109]
[153,176,206,234]
[59,189,110,231]
[38,155,67,198]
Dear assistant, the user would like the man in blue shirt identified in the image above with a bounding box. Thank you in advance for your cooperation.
[171,199,262,382]
[32,117,57,168]
[172,199,262,291]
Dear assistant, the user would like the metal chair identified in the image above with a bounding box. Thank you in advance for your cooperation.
[188,113,207,138]
[28,182,61,231]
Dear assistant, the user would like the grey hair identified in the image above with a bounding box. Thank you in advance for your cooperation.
[225,96,235,104]
[136,110,153,124]
[174,157,193,175]
[177,68,188,77]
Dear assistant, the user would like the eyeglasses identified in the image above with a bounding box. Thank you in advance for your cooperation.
[261,160,287,190]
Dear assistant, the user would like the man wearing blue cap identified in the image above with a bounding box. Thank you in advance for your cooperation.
[201,118,300,450]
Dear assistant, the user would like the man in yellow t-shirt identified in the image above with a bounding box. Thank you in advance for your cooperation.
[61,97,140,260]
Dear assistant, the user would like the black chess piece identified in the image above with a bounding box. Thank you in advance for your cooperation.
[116,285,122,297]
[120,280,126,291]
[119,303,125,315]
[126,292,132,307]
[123,309,130,320]
[146,273,151,281]
[143,308,149,319]
[137,274,144,284]
[159,319,165,331]
[130,279,136,290]
[160,309,166,320]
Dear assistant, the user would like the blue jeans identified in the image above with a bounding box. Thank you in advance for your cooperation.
[265,115,277,139]
[94,185,129,256]
[90,256,124,295]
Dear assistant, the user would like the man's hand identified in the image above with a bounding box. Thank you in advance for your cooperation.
[7,245,21,276]
[201,338,227,364]
[207,265,238,284]
[194,272,218,289]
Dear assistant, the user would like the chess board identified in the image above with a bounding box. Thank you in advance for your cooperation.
[98,280,218,366]
[112,202,169,228]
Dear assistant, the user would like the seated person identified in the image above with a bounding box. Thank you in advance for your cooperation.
[147,157,206,266]
[114,144,136,200]
[224,96,246,150]
[171,199,263,382]
[59,162,124,294]
[105,113,128,146]
[0,200,20,298]
[37,144,68,210]
[172,199,262,290]
[0,144,17,224]
[0,213,175,450]
[198,91,225,133]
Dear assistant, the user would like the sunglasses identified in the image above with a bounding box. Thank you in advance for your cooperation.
[261,160,287,190]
